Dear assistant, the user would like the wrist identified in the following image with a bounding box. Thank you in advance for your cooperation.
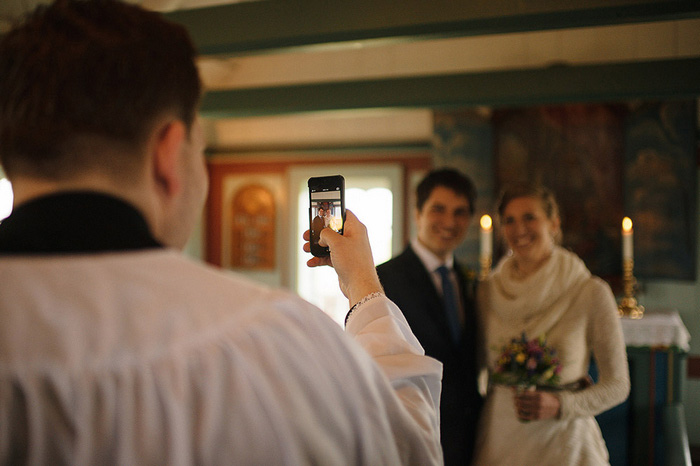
[345,291,385,326]
[346,277,383,306]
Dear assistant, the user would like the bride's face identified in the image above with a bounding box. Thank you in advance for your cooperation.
[501,196,560,265]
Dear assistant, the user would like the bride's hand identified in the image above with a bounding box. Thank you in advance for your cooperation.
[514,389,561,421]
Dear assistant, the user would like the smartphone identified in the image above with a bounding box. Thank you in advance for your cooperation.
[308,175,345,257]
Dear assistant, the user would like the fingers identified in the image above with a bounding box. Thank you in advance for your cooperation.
[318,227,336,249]
[318,209,360,248]
[302,209,381,304]
[514,393,533,420]
[303,240,333,268]
[302,210,360,250]
[514,390,561,421]
[515,397,537,420]
[341,209,362,234]
[306,256,333,268]
[517,408,532,421]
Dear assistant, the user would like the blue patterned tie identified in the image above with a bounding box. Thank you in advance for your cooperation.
[437,265,461,343]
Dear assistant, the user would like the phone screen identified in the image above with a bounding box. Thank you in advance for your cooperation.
[308,175,345,257]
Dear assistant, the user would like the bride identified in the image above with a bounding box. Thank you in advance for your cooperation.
[473,183,630,466]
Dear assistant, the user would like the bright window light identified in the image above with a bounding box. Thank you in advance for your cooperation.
[0,177,13,221]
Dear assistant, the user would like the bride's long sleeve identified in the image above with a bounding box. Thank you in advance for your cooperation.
[557,278,631,419]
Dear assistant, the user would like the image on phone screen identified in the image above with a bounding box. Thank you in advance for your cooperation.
[309,175,345,257]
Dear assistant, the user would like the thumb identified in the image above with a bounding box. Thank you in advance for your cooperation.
[320,209,356,248]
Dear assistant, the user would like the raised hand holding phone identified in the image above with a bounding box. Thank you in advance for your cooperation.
[304,209,383,306]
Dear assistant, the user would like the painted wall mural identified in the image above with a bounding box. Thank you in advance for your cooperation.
[434,100,697,281]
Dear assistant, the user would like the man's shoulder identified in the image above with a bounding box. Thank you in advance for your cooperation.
[98,251,314,322]
[0,250,337,364]
[376,247,431,298]
[376,246,419,273]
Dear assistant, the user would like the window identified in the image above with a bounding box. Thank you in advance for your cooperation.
[289,165,403,325]
[0,167,12,221]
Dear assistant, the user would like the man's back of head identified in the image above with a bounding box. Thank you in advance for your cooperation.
[0,0,201,182]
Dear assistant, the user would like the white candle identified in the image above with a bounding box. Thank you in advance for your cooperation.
[622,217,633,262]
[480,214,493,259]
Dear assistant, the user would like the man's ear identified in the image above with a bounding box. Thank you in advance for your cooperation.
[152,120,186,198]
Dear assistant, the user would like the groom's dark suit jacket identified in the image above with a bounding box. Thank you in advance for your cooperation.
[376,245,482,466]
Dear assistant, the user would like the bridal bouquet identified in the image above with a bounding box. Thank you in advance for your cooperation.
[491,333,561,388]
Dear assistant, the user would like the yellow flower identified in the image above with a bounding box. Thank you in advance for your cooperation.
[515,353,526,364]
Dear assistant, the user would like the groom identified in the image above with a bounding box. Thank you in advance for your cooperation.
[376,168,482,465]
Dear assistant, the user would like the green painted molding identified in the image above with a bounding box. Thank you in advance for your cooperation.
[199,57,700,117]
[165,0,700,55]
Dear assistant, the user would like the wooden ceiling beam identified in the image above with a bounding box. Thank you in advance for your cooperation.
[166,0,700,56]
[199,57,700,117]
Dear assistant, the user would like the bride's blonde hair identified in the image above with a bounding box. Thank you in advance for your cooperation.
[495,182,563,245]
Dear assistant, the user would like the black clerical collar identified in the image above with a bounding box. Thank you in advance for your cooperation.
[0,191,163,255]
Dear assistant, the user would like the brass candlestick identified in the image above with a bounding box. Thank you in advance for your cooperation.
[618,259,644,319]
[479,256,492,280]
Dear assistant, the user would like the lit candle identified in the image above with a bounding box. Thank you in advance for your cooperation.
[480,214,493,259]
[622,217,633,262]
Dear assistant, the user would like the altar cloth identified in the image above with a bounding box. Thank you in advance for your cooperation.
[620,309,690,351]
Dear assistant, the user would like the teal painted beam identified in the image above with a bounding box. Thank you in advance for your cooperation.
[199,57,700,117]
[165,0,700,55]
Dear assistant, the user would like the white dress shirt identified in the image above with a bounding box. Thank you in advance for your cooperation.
[411,238,464,323]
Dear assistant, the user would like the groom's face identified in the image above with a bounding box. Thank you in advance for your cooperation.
[415,185,471,261]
